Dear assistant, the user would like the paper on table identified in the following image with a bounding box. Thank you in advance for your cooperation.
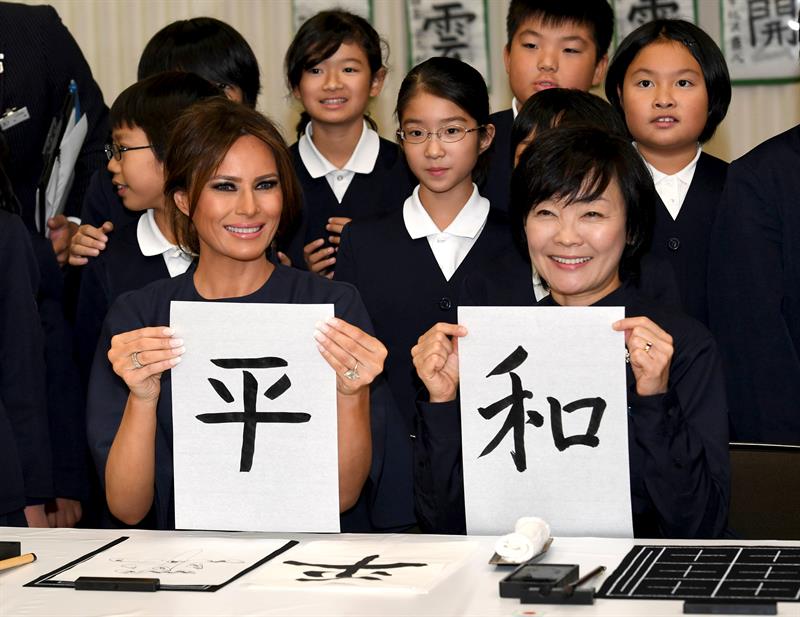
[246,538,478,593]
[170,302,339,532]
[55,536,293,587]
[458,306,632,537]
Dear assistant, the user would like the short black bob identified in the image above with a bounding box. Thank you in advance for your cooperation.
[510,126,655,282]
[505,0,614,59]
[605,19,731,144]
[137,17,261,108]
[510,88,628,157]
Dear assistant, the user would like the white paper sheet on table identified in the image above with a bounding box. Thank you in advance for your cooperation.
[458,306,632,538]
[55,536,294,587]
[246,539,479,593]
[170,302,339,532]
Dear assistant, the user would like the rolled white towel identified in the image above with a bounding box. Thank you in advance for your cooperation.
[494,517,551,563]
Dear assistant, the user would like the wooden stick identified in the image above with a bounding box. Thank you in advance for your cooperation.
[0,552,36,572]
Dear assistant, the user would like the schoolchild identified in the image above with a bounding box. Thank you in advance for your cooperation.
[73,73,221,386]
[412,127,730,538]
[335,57,512,528]
[86,98,384,529]
[605,19,731,326]
[69,17,260,267]
[481,0,614,211]
[282,10,414,276]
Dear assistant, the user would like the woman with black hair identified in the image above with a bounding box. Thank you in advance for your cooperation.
[412,126,730,539]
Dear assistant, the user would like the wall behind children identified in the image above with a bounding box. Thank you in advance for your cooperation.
[28,0,800,162]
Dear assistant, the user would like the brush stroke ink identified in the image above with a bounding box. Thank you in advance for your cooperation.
[284,555,428,581]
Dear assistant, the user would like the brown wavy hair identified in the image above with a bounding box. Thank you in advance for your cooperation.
[163,98,301,255]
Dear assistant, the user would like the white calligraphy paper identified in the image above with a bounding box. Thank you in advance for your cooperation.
[247,538,478,593]
[292,0,372,32]
[458,306,632,537]
[170,302,339,533]
[612,0,697,45]
[406,0,490,85]
[56,537,293,587]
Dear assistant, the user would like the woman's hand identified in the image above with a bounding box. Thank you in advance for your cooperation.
[314,317,387,395]
[613,316,673,396]
[108,326,184,402]
[69,221,114,266]
[411,323,467,403]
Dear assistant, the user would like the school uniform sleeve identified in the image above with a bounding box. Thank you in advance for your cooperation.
[0,214,53,511]
[74,251,111,386]
[332,221,358,286]
[628,323,730,538]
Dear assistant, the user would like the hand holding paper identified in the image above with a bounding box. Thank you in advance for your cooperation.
[612,316,673,396]
[108,326,184,402]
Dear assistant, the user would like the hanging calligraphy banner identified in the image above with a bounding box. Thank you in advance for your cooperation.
[170,301,340,533]
[721,0,800,83]
[292,0,372,32]
[612,0,698,47]
[458,306,632,537]
[406,0,491,87]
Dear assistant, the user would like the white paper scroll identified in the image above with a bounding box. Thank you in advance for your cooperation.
[458,306,632,537]
[292,0,372,32]
[612,0,697,44]
[170,302,339,533]
[247,538,478,593]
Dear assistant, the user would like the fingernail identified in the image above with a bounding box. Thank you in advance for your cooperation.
[170,338,184,347]
[170,356,182,366]
[316,343,325,353]
[313,329,325,342]
[326,317,339,326]
[316,321,330,333]
[163,327,175,336]
[174,346,186,355]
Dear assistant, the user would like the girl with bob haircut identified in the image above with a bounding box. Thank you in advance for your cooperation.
[605,19,731,326]
[412,126,730,539]
[335,57,512,530]
[86,98,386,530]
[281,10,413,276]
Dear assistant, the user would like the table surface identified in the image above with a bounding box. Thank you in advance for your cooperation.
[1,527,799,617]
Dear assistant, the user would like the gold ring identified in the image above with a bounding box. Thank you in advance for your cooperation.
[643,341,653,354]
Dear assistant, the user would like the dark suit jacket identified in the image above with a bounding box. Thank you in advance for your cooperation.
[708,125,800,444]
[0,2,108,230]
[651,152,728,326]
[479,109,513,212]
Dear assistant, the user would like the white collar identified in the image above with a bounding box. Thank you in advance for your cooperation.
[511,97,521,118]
[137,209,180,257]
[298,120,380,178]
[638,144,702,185]
[403,184,489,240]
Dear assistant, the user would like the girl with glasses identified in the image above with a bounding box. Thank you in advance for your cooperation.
[334,56,512,531]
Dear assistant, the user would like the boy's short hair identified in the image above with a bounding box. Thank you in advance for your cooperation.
[137,17,261,108]
[510,126,655,281]
[510,88,628,156]
[605,19,731,143]
[505,0,614,60]
[109,72,223,162]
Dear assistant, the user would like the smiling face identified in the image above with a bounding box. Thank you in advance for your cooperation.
[107,124,163,211]
[525,177,627,306]
[175,134,283,265]
[503,17,607,103]
[293,41,384,129]
[620,40,709,162]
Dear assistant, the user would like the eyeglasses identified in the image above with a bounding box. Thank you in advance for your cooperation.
[396,125,484,144]
[104,142,153,161]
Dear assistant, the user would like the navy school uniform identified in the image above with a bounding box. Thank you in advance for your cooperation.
[479,109,513,212]
[282,138,415,269]
[0,211,52,519]
[74,218,172,387]
[335,204,514,529]
[86,265,394,531]
[708,125,800,444]
[414,281,730,538]
[650,153,728,326]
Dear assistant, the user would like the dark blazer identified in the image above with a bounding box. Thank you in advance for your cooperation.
[414,282,730,539]
[651,152,728,326]
[335,205,514,529]
[74,219,170,386]
[0,211,52,515]
[283,137,415,270]
[479,109,514,212]
[708,125,800,444]
[0,3,108,230]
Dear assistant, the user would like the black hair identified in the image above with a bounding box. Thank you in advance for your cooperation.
[137,17,261,108]
[396,56,492,185]
[510,88,628,157]
[110,72,223,161]
[285,10,386,136]
[510,126,655,282]
[605,19,731,143]
[505,0,614,59]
